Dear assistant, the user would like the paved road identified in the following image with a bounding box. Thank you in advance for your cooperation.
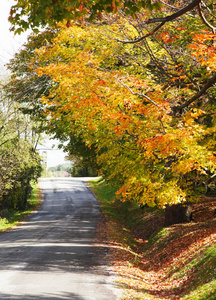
[0,178,119,300]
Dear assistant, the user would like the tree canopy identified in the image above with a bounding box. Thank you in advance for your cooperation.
[5,1,216,209]
[9,0,161,33]
[9,0,215,35]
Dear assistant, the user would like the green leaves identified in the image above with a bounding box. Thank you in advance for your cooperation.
[0,89,42,211]
[9,0,162,33]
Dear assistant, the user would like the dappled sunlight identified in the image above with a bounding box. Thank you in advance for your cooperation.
[0,292,87,300]
[0,178,117,299]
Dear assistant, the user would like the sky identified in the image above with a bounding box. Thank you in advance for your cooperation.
[0,0,68,168]
[0,0,29,70]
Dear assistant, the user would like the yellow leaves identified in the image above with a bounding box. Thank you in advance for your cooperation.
[172,158,195,175]
[30,21,216,208]
[182,109,205,132]
[159,183,186,207]
[35,67,44,77]
[41,95,49,104]
[190,108,206,119]
[116,175,188,208]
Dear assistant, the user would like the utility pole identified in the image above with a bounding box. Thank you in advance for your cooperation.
[42,151,47,178]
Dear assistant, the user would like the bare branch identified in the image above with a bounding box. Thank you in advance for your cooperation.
[198,2,216,33]
[201,1,216,20]
[116,21,166,44]
[116,77,161,108]
[146,0,201,24]
[171,72,216,113]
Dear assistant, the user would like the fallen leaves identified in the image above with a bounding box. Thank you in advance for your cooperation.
[94,197,216,299]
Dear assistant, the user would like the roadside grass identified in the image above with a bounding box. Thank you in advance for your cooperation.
[89,178,216,300]
[0,184,41,232]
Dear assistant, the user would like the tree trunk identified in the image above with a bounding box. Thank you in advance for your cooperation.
[164,203,193,226]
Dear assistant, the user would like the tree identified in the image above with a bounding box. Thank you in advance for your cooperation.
[4,28,101,176]
[26,20,215,208]
[0,88,42,211]
[0,140,42,210]
[4,28,57,128]
[6,2,216,222]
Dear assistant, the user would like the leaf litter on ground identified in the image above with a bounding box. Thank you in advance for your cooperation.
[93,191,216,300]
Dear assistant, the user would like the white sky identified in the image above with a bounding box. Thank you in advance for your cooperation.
[37,139,69,169]
[0,0,30,69]
[0,0,68,168]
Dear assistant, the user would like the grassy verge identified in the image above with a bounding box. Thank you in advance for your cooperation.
[0,183,41,232]
[89,178,216,300]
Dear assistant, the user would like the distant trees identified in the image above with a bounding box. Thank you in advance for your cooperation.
[48,163,72,177]
[47,162,97,177]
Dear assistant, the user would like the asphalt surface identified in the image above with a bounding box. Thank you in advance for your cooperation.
[0,178,119,300]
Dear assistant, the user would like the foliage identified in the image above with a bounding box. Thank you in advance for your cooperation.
[29,18,215,207]
[4,28,99,176]
[0,90,42,211]
[4,28,57,129]
[90,178,163,239]
[71,158,97,177]
[48,163,72,173]
[0,184,41,232]
[9,0,162,34]
[5,2,216,209]
[0,141,42,210]
[9,0,215,37]
[47,163,73,177]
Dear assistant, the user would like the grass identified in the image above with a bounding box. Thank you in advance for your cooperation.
[0,184,41,232]
[88,178,119,216]
[181,245,216,300]
[89,178,216,300]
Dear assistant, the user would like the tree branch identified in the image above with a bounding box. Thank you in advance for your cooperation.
[198,2,216,33]
[117,0,202,44]
[171,72,216,114]
[116,78,160,108]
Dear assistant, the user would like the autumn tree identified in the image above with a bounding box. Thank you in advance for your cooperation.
[9,0,215,37]
[6,0,216,223]
[4,28,100,175]
[4,29,56,125]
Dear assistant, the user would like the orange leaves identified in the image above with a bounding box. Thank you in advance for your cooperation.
[104,198,216,300]
[189,32,216,71]
[158,30,180,43]
[97,79,106,85]
[78,0,85,12]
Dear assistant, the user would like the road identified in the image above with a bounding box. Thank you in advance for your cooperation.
[0,178,119,300]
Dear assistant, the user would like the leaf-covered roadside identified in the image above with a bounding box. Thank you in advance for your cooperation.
[89,179,216,300]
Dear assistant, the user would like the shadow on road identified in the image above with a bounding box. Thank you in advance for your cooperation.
[0,178,116,300]
[0,216,110,273]
[0,292,87,299]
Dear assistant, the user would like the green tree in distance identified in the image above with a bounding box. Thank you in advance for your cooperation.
[0,88,42,211]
